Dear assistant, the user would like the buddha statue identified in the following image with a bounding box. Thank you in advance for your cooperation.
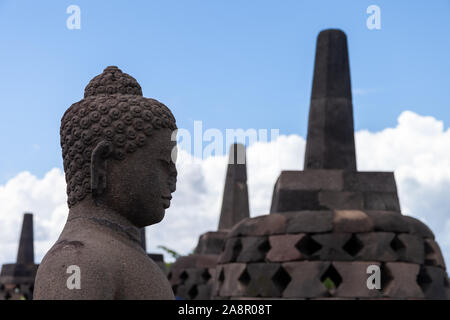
[34,66,178,299]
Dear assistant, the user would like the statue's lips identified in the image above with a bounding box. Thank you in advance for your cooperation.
[161,195,172,209]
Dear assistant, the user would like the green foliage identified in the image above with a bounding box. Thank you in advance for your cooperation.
[322,277,336,290]
[157,245,181,259]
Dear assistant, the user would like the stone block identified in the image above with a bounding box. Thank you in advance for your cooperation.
[355,232,397,262]
[382,262,424,299]
[228,214,286,237]
[267,234,305,262]
[236,237,270,263]
[285,210,333,233]
[394,234,425,264]
[216,263,247,297]
[418,266,449,300]
[363,192,401,212]
[424,239,446,269]
[318,191,364,210]
[272,170,344,191]
[333,261,382,298]
[403,216,435,239]
[271,190,322,212]
[311,233,353,261]
[195,283,213,300]
[364,211,408,233]
[194,231,227,255]
[344,172,398,193]
[244,263,289,297]
[282,261,330,298]
[333,210,373,232]
[218,238,242,263]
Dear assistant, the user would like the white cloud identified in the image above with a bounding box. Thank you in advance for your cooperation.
[0,111,449,269]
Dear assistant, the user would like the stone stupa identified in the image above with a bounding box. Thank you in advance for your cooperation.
[0,213,39,300]
[169,143,250,299]
[213,29,449,300]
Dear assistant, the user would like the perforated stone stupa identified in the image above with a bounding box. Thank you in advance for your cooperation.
[213,29,449,300]
[0,213,39,300]
[169,143,250,299]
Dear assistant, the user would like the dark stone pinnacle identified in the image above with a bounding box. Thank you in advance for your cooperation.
[218,143,250,230]
[16,213,34,265]
[304,29,357,171]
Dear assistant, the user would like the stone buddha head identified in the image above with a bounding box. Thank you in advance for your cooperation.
[60,66,177,228]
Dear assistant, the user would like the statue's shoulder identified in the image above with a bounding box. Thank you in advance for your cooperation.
[34,236,117,299]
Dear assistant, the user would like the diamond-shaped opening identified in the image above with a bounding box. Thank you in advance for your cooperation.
[417,267,432,293]
[342,234,363,257]
[201,269,211,282]
[238,268,251,286]
[231,239,243,261]
[188,285,199,299]
[218,268,225,283]
[271,266,291,292]
[258,238,271,254]
[390,235,406,253]
[320,264,342,292]
[180,270,189,284]
[296,235,322,257]
[172,284,178,294]
[380,264,393,293]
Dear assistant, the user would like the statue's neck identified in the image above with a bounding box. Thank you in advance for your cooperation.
[66,198,141,245]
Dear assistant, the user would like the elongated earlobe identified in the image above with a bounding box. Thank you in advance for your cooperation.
[91,141,113,199]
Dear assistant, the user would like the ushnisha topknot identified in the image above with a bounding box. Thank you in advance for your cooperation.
[84,66,143,98]
[60,66,176,207]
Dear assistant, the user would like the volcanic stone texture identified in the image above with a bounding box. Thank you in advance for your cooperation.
[213,211,449,300]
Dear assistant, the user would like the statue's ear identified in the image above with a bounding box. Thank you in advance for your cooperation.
[91,141,113,199]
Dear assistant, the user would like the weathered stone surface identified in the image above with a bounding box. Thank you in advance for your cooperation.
[319,191,364,210]
[364,211,408,233]
[244,263,289,297]
[194,231,227,255]
[304,30,355,171]
[418,266,449,300]
[333,261,381,298]
[218,238,242,264]
[228,214,286,237]
[271,189,321,212]
[363,192,401,212]
[393,234,424,264]
[216,263,247,297]
[196,283,213,300]
[284,211,333,233]
[267,234,305,262]
[272,170,344,192]
[236,237,270,263]
[382,263,424,299]
[333,210,373,232]
[311,233,353,260]
[403,216,435,239]
[282,261,330,298]
[355,232,397,261]
[218,143,250,230]
[344,172,398,193]
[424,239,446,269]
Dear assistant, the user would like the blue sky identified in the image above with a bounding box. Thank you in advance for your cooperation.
[0,0,449,183]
